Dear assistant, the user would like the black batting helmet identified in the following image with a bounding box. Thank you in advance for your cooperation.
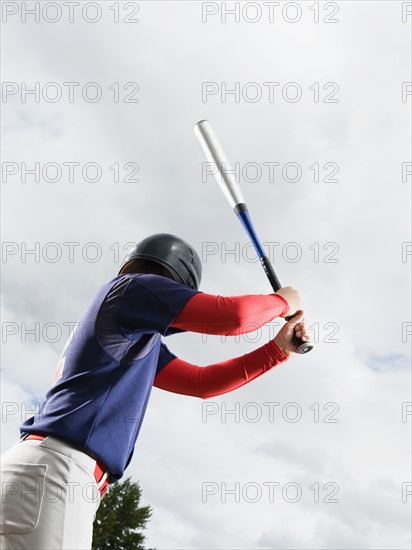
[119,234,202,290]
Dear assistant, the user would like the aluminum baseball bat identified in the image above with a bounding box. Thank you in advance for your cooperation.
[194,119,313,354]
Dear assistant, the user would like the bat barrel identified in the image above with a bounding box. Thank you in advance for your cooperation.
[194,120,246,209]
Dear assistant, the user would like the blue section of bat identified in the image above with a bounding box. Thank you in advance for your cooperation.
[236,209,266,259]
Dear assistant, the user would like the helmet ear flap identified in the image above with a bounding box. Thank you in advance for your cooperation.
[118,234,202,290]
[176,258,197,289]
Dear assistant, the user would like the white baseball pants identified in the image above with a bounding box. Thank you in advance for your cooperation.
[0,436,104,550]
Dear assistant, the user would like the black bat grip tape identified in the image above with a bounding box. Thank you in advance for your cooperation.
[260,256,282,292]
[260,256,313,355]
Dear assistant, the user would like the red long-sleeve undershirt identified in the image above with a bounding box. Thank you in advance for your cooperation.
[171,291,289,335]
[153,292,290,399]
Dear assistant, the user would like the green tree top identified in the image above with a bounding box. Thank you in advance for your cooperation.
[92,477,154,550]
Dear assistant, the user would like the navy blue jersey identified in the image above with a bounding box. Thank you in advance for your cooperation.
[21,274,199,482]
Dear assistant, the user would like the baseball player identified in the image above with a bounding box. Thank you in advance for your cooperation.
[0,233,310,550]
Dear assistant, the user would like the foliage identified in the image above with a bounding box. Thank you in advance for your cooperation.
[92,477,154,550]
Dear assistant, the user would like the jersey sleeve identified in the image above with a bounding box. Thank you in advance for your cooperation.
[156,342,178,375]
[170,292,289,336]
[117,274,200,336]
[153,340,288,399]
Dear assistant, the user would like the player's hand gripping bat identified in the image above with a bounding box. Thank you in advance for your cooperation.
[194,120,313,354]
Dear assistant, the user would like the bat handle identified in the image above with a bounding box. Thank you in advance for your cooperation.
[261,257,313,354]
[260,256,282,292]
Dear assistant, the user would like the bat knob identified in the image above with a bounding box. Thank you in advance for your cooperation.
[292,331,314,354]
[295,341,314,355]
[285,313,314,354]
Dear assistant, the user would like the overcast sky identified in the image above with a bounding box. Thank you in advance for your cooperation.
[1,1,411,548]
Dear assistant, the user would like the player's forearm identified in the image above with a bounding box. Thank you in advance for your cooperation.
[153,340,288,399]
[170,292,289,335]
